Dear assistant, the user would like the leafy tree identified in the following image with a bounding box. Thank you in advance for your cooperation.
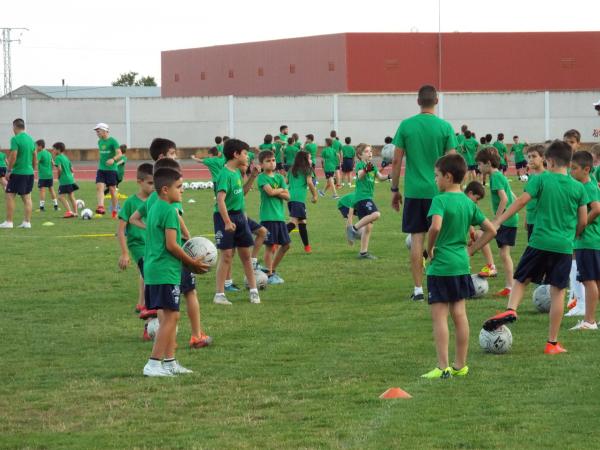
[112,71,157,87]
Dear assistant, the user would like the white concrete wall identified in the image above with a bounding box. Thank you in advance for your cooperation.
[0,91,598,151]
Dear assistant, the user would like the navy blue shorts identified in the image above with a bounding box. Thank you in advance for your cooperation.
[288,201,306,220]
[468,164,478,171]
[516,161,527,169]
[262,221,291,246]
[96,169,118,187]
[247,216,263,233]
[136,257,144,278]
[354,199,378,219]
[501,164,508,172]
[38,178,53,188]
[526,224,534,241]
[514,246,572,289]
[575,249,600,282]
[342,157,354,173]
[325,171,335,179]
[339,206,350,219]
[58,183,79,195]
[402,197,432,234]
[427,275,474,304]
[496,225,517,248]
[213,211,254,250]
[6,174,34,195]
[0,167,6,177]
[180,266,196,294]
[145,284,181,311]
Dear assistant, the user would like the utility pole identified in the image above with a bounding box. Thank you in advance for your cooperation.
[1,28,28,97]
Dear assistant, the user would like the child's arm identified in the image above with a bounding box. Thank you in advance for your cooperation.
[117,219,130,270]
[191,154,203,162]
[307,176,318,203]
[165,228,209,274]
[492,192,531,228]
[56,165,63,179]
[390,147,405,211]
[129,210,146,230]
[587,200,600,225]
[347,207,355,226]
[179,215,190,241]
[426,215,442,259]
[243,166,259,194]
[469,219,497,255]
[278,189,290,201]
[262,184,284,197]
[32,150,38,172]
[495,189,509,220]
[576,205,588,237]
[217,191,236,232]
[376,171,390,181]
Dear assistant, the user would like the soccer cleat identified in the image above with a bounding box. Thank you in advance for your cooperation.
[358,252,377,260]
[39,206,45,212]
[478,264,498,278]
[249,291,261,304]
[332,194,340,199]
[53,204,59,211]
[267,273,285,285]
[225,283,241,292]
[139,308,158,320]
[190,334,213,348]
[63,211,76,219]
[112,210,118,219]
[0,221,14,229]
[163,360,193,374]
[135,303,144,313]
[95,206,106,215]
[450,366,469,377]
[317,189,325,197]
[142,324,152,341]
[483,310,517,331]
[17,222,32,229]
[213,294,232,305]
[569,320,598,331]
[544,342,567,354]
[421,367,451,379]
[567,298,577,310]
[410,292,425,302]
[495,287,511,297]
[304,245,312,254]
[143,361,175,377]
[346,225,357,245]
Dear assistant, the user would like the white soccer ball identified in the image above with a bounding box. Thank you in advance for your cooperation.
[479,325,513,354]
[244,270,268,290]
[405,234,412,250]
[182,236,218,267]
[147,318,160,341]
[533,284,552,313]
[519,174,529,182]
[191,182,200,190]
[381,144,395,163]
[76,199,85,210]
[182,182,190,190]
[199,182,207,190]
[470,274,489,298]
[206,181,214,189]
[80,208,93,220]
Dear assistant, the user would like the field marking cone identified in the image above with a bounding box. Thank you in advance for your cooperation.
[379,388,412,399]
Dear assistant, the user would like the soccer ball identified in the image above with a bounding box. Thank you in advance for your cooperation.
[198,182,207,190]
[405,234,412,250]
[479,325,513,354]
[519,174,529,182]
[470,274,489,298]
[147,318,160,340]
[190,182,199,190]
[244,270,268,290]
[182,182,190,190]
[533,284,552,313]
[206,181,214,189]
[76,199,85,210]
[182,236,218,267]
[80,208,93,220]
[381,145,394,163]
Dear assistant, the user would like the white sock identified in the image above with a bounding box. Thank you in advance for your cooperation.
[224,279,233,287]
[249,288,258,295]
[574,280,586,310]
[215,292,225,297]
[147,358,161,367]
[414,286,423,295]
[568,260,578,300]
[251,258,258,267]
[53,199,58,205]
[40,200,45,207]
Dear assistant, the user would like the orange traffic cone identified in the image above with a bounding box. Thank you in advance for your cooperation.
[379,387,412,399]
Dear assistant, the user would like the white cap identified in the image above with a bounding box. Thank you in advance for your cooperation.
[593,99,600,107]
[93,122,109,131]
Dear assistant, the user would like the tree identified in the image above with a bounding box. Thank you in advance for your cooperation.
[112,71,157,87]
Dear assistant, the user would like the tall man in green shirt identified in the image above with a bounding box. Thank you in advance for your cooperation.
[36,139,58,211]
[1,118,37,229]
[93,122,123,218]
[391,85,457,301]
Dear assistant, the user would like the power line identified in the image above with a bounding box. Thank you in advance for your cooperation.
[1,27,28,97]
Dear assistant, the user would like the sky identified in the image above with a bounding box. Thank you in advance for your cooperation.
[4,0,600,90]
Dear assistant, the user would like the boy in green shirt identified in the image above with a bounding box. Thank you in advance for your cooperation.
[286,150,318,253]
[304,133,318,186]
[116,144,128,187]
[511,136,528,179]
[93,123,123,218]
[423,154,496,379]
[0,150,7,189]
[283,137,298,171]
[36,139,58,211]
[493,133,508,174]
[142,167,209,377]
[257,150,291,284]
[52,142,79,218]
[340,136,356,187]
[484,140,588,355]
[192,146,224,186]
[524,145,546,240]
[589,144,600,187]
[462,130,479,182]
[330,130,343,187]
[318,138,339,199]
[476,147,518,297]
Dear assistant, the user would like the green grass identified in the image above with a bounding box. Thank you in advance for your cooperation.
[1,178,600,449]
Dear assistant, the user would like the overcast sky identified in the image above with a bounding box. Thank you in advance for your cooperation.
[5,0,600,89]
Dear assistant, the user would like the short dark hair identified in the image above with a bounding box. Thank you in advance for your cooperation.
[287,137,294,145]
[305,134,314,141]
[274,135,281,142]
[35,139,45,148]
[12,118,25,129]
[464,130,472,139]
[526,144,545,156]
[119,144,127,153]
[485,134,492,143]
[258,150,274,163]
[589,143,600,158]
[435,153,466,183]
[149,138,176,161]
[52,142,66,153]
[563,129,581,143]
[572,150,594,169]
[330,130,337,138]
[223,138,249,161]
[279,125,288,133]
[223,136,230,142]
[137,162,154,180]
[475,147,501,168]
[325,137,333,146]
[497,133,504,141]
[384,136,392,144]
[153,157,181,173]
[480,137,486,144]
[154,168,181,192]
[545,140,572,168]
[264,134,273,144]
[207,146,219,156]
[215,136,222,145]
[513,135,519,140]
[344,137,351,144]
[461,124,468,133]
[465,181,485,199]
[417,85,437,108]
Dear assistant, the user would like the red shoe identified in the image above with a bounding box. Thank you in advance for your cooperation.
[544,342,567,354]
[135,303,144,313]
[304,245,312,254]
[139,308,158,320]
[567,298,577,310]
[190,333,213,348]
[142,324,152,341]
[478,264,498,278]
[483,310,517,331]
[495,287,511,297]
[95,206,106,215]
[63,211,76,218]
[111,210,117,219]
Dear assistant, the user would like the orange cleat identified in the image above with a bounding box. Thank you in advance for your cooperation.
[189,334,213,349]
[112,210,118,219]
[63,211,76,218]
[304,245,312,254]
[544,342,567,354]
[95,206,106,215]
[495,287,511,297]
[139,308,158,320]
[478,264,498,278]
[567,298,577,310]
[483,310,517,331]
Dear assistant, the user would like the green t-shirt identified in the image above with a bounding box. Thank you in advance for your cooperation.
[54,153,75,186]
[463,138,479,166]
[202,156,225,183]
[247,152,255,165]
[332,139,342,152]
[259,143,275,153]
[574,180,600,250]
[273,142,284,163]
[493,141,508,165]
[337,193,355,209]
[426,192,486,276]
[9,132,35,175]
[37,149,54,180]
[97,137,120,171]
[305,143,318,163]
[215,166,245,212]
[137,191,183,221]
[353,160,378,203]
[512,143,527,163]
[0,152,6,168]
[117,155,127,180]
[490,170,518,228]
[341,145,355,159]
[288,169,310,203]
[594,165,600,185]
[392,113,457,199]
[284,144,298,166]
[526,171,588,254]
[257,172,287,222]
[118,194,147,263]
[144,198,182,285]
[216,144,224,154]
[525,172,544,225]
[321,147,338,172]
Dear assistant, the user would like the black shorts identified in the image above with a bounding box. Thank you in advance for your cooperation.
[136,257,145,278]
[213,211,254,250]
[496,225,517,248]
[262,221,291,246]
[427,274,474,304]
[516,161,527,169]
[500,164,508,172]
[468,164,478,171]
[0,167,6,177]
[354,199,378,219]
[58,183,79,195]
[514,246,572,289]
[145,284,181,311]
[288,201,306,220]
[38,178,53,188]
[276,162,284,171]
[339,206,350,219]
[6,174,34,195]
[342,157,354,173]
[575,249,600,282]
[247,216,263,233]
[402,197,432,234]
[325,171,335,179]
[180,266,196,294]
[96,169,118,187]
[526,224,534,241]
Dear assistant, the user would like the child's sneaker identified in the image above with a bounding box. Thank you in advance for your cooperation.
[17,222,32,229]
[0,221,14,228]
[111,210,118,219]
[53,204,59,211]
[163,360,193,374]
[304,245,312,254]
[95,206,106,215]
[332,194,340,199]
[421,367,451,379]
[450,366,469,377]
[478,264,498,278]
[544,342,567,354]
[358,252,377,260]
[410,292,425,302]
[569,320,598,331]
[268,273,284,285]
[346,225,357,245]
[139,308,158,319]
[135,303,144,313]
[63,211,76,219]
[495,287,511,297]
[318,189,325,197]
[40,206,45,212]
[249,291,261,304]
[565,304,585,317]
[190,334,213,348]
[143,361,174,377]
[213,294,232,305]
[225,283,241,292]
[483,310,517,331]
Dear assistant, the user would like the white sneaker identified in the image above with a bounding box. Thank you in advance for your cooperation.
[565,306,585,317]
[163,360,193,374]
[570,320,598,330]
[143,361,175,377]
[0,221,14,229]
[249,291,261,304]
[17,222,31,229]
[213,294,232,306]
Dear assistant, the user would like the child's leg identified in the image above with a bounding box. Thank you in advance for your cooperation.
[499,245,514,289]
[430,302,450,369]
[95,182,105,208]
[584,281,599,324]
[68,192,78,213]
[449,300,469,369]
[507,279,528,310]
[354,211,380,230]
[49,186,57,202]
[238,246,256,289]
[137,275,144,309]
[39,187,46,206]
[287,217,298,233]
[264,245,276,274]
[482,243,495,266]
[298,220,309,247]
[548,286,566,342]
[22,194,32,223]
[359,223,373,254]
[59,193,71,212]
[215,249,233,293]
[184,289,202,337]
[410,232,426,289]
[324,177,332,193]
[252,227,267,259]
[108,185,118,211]
[271,243,290,273]
[151,309,179,360]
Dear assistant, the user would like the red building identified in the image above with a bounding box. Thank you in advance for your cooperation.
[161,32,600,97]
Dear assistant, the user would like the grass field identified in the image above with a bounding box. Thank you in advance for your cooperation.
[1,177,600,449]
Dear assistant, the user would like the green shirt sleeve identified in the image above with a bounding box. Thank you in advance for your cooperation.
[472,205,485,227]
[163,206,179,230]
[137,200,149,220]
[427,196,444,218]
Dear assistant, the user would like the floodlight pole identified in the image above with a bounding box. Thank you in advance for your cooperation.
[1,27,29,97]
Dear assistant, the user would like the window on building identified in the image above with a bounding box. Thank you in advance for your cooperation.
[258,67,264,77]
[174,73,180,82]
[200,72,206,81]
[289,64,296,74]
[328,62,335,72]
[228,69,234,78]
